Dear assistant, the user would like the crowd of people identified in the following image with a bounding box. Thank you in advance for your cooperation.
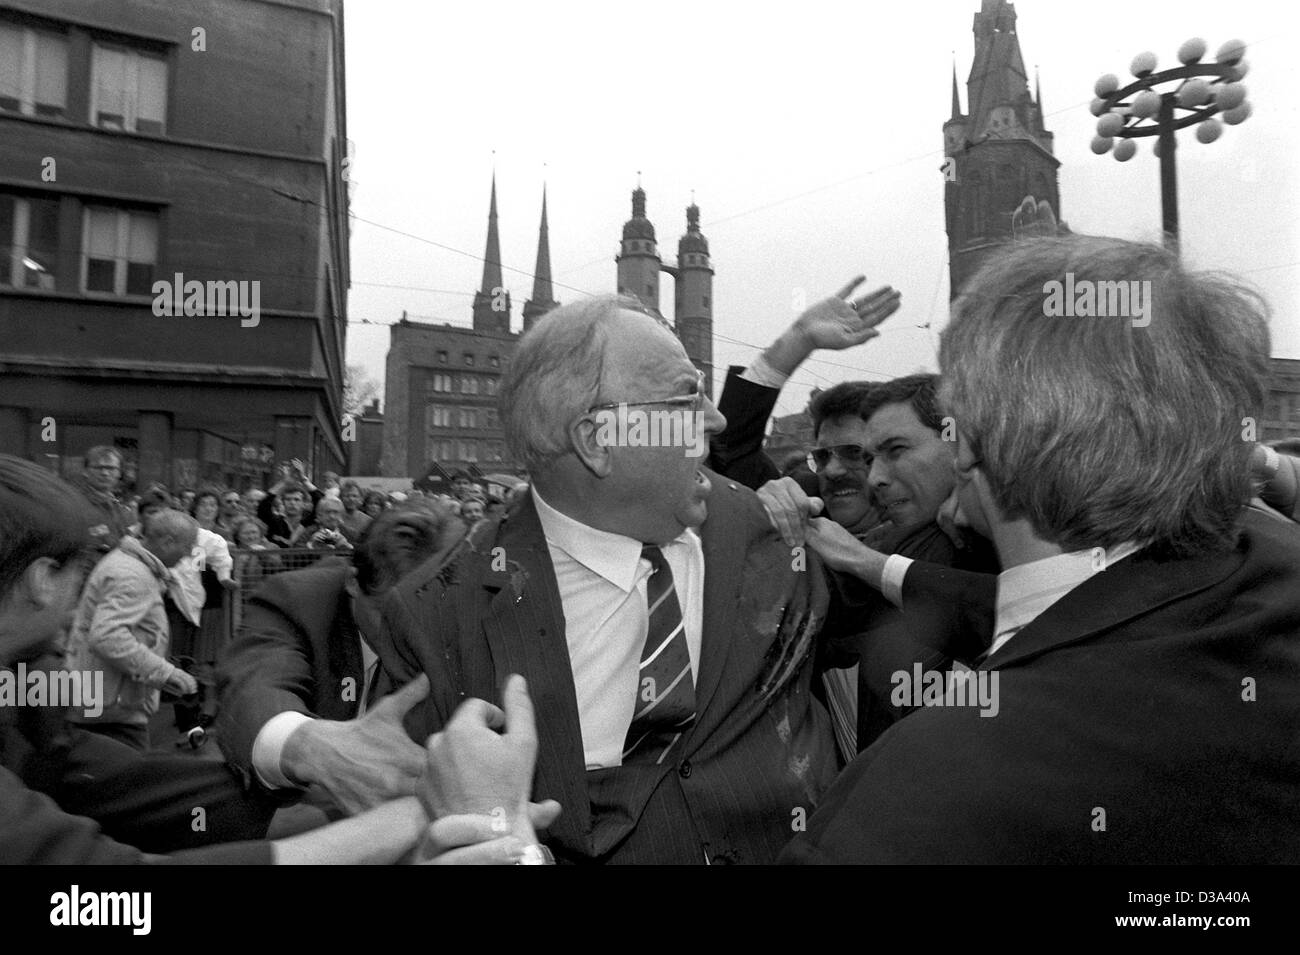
[3,232,1300,865]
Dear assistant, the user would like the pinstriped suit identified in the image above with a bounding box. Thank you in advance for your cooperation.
[375,471,844,864]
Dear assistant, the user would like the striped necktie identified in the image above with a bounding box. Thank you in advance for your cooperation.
[622,545,695,765]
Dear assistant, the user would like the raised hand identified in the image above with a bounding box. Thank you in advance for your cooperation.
[793,276,902,352]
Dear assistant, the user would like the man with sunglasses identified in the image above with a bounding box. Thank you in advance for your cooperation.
[761,373,1000,752]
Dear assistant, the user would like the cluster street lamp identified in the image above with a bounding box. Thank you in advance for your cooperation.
[1090,38,1252,250]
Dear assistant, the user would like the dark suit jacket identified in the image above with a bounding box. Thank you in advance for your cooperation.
[2,663,272,864]
[377,473,842,864]
[833,521,999,750]
[782,508,1300,863]
[216,559,367,785]
[707,365,782,489]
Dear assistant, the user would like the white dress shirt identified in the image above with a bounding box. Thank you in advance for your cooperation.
[532,486,704,769]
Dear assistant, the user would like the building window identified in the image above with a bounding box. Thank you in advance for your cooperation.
[646,284,654,297]
[464,352,475,366]
[460,376,479,395]
[461,440,478,462]
[82,206,157,295]
[489,355,500,368]
[485,441,503,463]
[91,42,167,134]
[440,440,454,460]
[425,405,450,428]
[429,373,452,393]
[0,192,60,289]
[485,378,498,397]
[0,23,68,118]
[702,295,710,309]
[459,408,475,429]
[437,350,448,363]
[483,407,499,429]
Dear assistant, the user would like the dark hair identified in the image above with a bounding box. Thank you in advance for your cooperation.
[859,374,944,434]
[353,501,466,595]
[280,482,309,501]
[191,484,223,516]
[809,382,878,438]
[449,470,471,482]
[340,481,361,495]
[138,487,172,514]
[0,455,95,598]
[362,490,387,508]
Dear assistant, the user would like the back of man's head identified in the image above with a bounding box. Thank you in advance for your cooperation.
[142,510,198,566]
[353,501,467,595]
[941,234,1270,557]
[0,455,93,603]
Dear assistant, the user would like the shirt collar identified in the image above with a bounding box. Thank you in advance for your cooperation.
[994,541,1141,646]
[531,486,692,593]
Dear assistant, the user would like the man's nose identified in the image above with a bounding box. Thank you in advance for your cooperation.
[702,398,726,437]
[868,456,890,487]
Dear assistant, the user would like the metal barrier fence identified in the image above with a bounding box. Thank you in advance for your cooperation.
[225,546,355,640]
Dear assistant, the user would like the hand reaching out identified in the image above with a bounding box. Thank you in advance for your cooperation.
[420,674,541,843]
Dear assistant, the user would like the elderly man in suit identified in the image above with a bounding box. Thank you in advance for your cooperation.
[377,294,848,864]
[781,234,1300,864]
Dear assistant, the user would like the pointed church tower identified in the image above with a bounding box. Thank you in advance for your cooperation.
[675,200,714,396]
[615,180,663,317]
[944,0,1061,299]
[472,174,511,333]
[522,186,559,332]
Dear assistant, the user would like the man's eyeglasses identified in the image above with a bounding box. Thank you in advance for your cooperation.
[587,369,708,414]
[806,445,871,473]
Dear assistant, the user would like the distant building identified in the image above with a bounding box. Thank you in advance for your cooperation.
[382,176,718,477]
[0,0,350,489]
[1265,358,1300,442]
[381,174,531,478]
[944,0,1061,299]
[615,185,715,396]
[346,399,383,476]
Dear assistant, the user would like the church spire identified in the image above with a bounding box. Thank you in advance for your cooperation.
[1035,64,1043,111]
[951,59,963,119]
[479,173,503,296]
[523,184,559,332]
[472,172,511,333]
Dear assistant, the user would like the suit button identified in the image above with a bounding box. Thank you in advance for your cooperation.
[678,760,692,778]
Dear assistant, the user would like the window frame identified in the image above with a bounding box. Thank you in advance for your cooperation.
[0,22,69,118]
[80,205,158,297]
[89,40,168,135]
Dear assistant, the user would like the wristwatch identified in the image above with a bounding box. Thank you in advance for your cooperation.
[516,844,555,865]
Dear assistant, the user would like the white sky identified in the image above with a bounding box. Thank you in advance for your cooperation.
[343,0,1300,420]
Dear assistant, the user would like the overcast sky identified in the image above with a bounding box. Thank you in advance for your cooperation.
[343,0,1299,420]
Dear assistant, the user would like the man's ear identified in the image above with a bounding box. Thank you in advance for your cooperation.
[569,413,614,479]
[20,557,61,610]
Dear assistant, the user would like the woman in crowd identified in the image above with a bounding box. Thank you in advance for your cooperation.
[361,489,388,519]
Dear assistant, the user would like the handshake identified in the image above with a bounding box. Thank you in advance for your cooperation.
[277,673,560,865]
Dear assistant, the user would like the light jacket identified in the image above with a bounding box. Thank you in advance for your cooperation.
[66,536,178,727]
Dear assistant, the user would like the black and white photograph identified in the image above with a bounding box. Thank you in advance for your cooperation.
[0,0,1297,923]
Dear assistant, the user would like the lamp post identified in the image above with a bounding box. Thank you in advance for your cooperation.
[1090,38,1252,251]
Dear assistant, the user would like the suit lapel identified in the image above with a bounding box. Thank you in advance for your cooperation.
[692,471,746,728]
[982,542,1246,671]
[478,494,593,846]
